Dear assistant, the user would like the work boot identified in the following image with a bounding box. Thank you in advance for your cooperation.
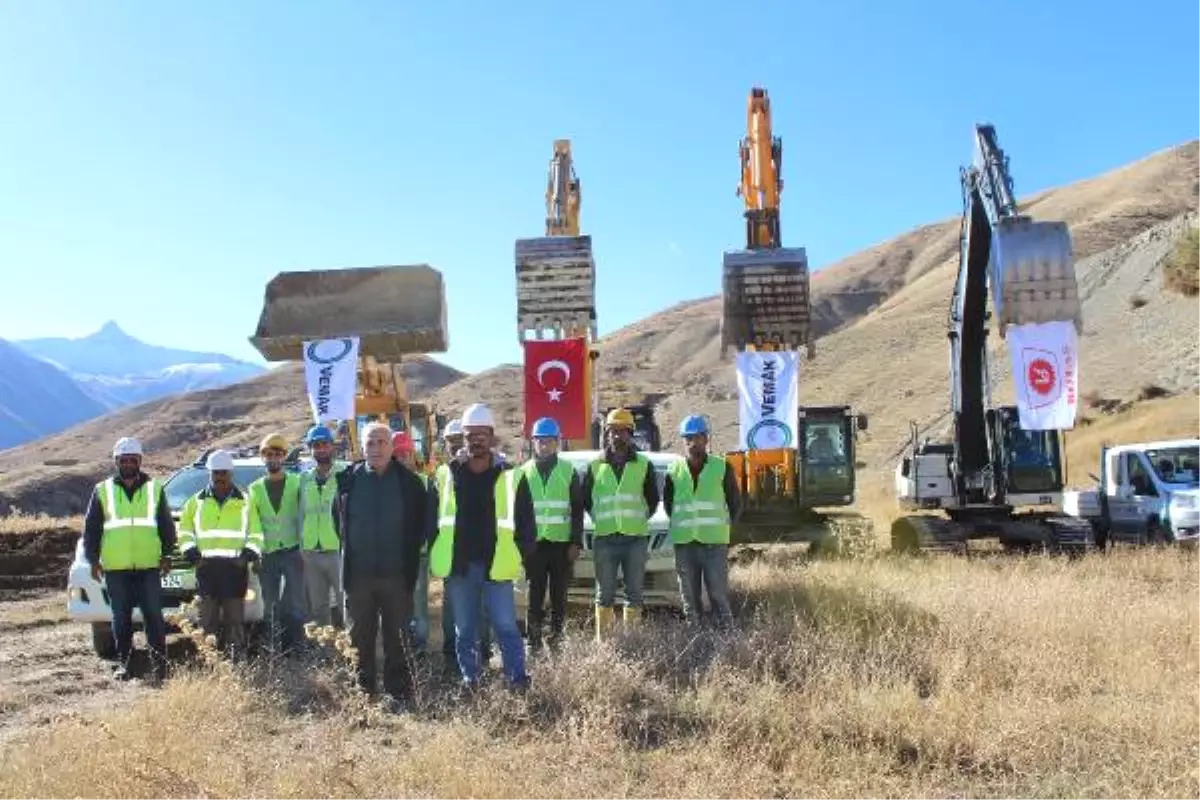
[623,606,643,628]
[594,605,616,642]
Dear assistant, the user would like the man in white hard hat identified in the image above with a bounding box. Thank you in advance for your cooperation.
[177,449,265,659]
[82,437,177,682]
[429,402,537,689]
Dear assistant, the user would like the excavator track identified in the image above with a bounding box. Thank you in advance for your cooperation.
[891,514,1095,555]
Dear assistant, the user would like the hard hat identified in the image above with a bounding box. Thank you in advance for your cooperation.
[605,408,635,429]
[206,449,235,472]
[462,403,495,429]
[305,424,334,444]
[392,431,413,454]
[259,433,289,454]
[679,414,709,437]
[444,419,464,438]
[112,437,143,459]
[531,417,561,439]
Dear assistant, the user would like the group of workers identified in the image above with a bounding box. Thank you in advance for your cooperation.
[83,402,741,703]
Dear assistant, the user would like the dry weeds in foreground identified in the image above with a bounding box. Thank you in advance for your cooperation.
[1,548,1196,799]
[0,511,82,535]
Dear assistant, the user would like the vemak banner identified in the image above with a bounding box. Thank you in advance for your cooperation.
[302,337,360,424]
[1007,320,1079,431]
[736,351,801,450]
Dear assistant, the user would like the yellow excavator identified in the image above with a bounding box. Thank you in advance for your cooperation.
[721,87,873,556]
[248,264,450,473]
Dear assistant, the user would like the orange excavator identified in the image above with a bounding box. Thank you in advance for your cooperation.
[721,88,872,555]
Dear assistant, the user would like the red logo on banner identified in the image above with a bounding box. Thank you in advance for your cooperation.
[1027,357,1057,396]
[522,338,588,439]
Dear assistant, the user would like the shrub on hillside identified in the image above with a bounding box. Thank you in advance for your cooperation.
[1163,227,1199,297]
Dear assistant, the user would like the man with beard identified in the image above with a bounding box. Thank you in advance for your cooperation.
[430,403,536,689]
[297,425,347,627]
[83,437,176,682]
[582,408,659,641]
[662,415,740,628]
[178,450,264,659]
[246,433,306,652]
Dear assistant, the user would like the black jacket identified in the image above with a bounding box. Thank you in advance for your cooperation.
[336,458,430,593]
[82,471,177,569]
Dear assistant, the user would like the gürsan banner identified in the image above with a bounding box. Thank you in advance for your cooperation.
[302,337,360,424]
[736,351,801,450]
[522,338,588,439]
[1007,321,1079,430]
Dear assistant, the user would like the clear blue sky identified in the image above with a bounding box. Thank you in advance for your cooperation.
[1,0,1196,374]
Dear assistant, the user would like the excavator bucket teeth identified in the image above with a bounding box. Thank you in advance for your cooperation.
[721,248,813,357]
[515,235,597,341]
[248,264,449,362]
[991,218,1082,335]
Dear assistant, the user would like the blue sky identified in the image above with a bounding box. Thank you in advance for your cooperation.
[1,0,1196,375]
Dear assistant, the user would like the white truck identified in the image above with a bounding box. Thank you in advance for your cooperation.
[1062,438,1199,548]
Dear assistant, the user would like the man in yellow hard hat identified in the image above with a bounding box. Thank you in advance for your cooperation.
[582,408,659,641]
[246,433,306,653]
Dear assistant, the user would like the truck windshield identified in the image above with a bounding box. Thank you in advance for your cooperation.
[1145,446,1200,486]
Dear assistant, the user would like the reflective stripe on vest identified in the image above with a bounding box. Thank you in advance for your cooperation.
[178,493,262,559]
[429,468,521,581]
[97,478,162,571]
[667,456,731,545]
[299,468,341,552]
[248,473,301,552]
[520,458,574,542]
[589,455,651,536]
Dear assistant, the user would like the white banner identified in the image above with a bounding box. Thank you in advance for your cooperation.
[736,351,801,450]
[302,337,360,424]
[1007,321,1079,430]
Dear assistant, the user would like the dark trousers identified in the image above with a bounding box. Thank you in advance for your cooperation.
[106,569,166,669]
[260,548,306,651]
[199,595,246,655]
[347,576,414,697]
[525,541,572,648]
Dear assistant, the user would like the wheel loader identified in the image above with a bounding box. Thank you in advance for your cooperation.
[248,263,451,472]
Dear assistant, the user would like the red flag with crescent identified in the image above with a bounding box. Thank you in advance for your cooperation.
[522,337,588,439]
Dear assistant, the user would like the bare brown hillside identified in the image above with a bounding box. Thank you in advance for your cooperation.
[0,356,463,515]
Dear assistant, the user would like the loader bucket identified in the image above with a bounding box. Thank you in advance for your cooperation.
[249,264,449,362]
[991,218,1082,336]
[515,235,597,342]
[721,247,813,357]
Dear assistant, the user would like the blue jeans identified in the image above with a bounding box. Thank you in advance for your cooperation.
[260,548,306,649]
[593,534,648,608]
[106,569,166,668]
[445,562,526,686]
[673,542,732,626]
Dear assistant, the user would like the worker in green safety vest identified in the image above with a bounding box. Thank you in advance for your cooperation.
[297,424,347,629]
[246,432,306,653]
[662,415,741,627]
[82,436,177,682]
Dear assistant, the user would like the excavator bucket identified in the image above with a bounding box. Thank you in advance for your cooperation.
[515,236,597,341]
[249,264,449,362]
[990,218,1082,336]
[721,247,813,357]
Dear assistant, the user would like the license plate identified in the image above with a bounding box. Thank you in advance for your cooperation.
[161,572,188,590]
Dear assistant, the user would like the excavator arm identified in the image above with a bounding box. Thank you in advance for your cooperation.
[545,139,581,237]
[738,88,783,249]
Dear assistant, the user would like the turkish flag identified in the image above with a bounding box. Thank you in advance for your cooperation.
[522,337,589,439]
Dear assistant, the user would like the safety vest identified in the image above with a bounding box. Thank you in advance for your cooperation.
[247,472,301,553]
[178,489,264,559]
[667,456,731,545]
[430,466,521,581]
[589,454,651,537]
[298,466,343,552]
[519,458,574,542]
[96,477,163,571]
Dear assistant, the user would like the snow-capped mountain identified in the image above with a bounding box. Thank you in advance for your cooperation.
[0,339,109,449]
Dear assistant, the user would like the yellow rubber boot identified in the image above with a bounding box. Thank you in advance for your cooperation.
[623,605,643,627]
[594,605,616,642]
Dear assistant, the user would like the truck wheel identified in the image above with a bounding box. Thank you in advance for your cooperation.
[92,622,117,660]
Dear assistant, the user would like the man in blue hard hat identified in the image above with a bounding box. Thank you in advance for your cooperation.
[516,416,585,653]
[662,414,741,627]
[297,424,347,628]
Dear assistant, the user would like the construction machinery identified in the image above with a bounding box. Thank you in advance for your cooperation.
[248,264,451,471]
[891,123,1092,554]
[720,87,874,555]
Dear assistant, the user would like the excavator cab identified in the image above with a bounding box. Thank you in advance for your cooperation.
[990,405,1065,500]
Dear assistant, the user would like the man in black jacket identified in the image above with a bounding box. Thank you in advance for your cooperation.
[337,422,436,702]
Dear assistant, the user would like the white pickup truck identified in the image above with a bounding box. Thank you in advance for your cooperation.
[1062,438,1199,547]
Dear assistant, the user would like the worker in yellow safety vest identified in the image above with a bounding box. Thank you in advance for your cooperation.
[663,414,741,628]
[297,425,346,628]
[82,437,177,682]
[246,433,306,653]
[178,449,265,658]
[582,408,660,640]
